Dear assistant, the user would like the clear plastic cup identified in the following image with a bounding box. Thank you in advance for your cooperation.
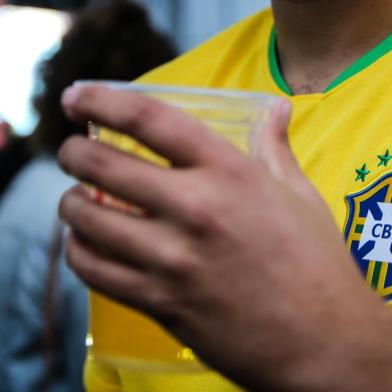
[84,82,277,372]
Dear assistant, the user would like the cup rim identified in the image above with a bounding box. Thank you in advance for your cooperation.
[74,80,278,105]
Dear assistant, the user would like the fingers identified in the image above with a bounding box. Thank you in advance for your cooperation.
[254,98,292,177]
[61,84,228,167]
[66,233,159,315]
[58,136,177,212]
[255,99,320,201]
[60,186,192,272]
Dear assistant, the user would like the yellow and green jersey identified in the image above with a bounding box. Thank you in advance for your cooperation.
[86,7,392,391]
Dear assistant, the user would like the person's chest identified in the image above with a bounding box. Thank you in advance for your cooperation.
[289,60,392,304]
[210,45,392,303]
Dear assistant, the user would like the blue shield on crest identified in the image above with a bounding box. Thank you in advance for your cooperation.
[344,172,392,302]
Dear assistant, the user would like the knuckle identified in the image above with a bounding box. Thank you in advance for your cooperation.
[146,288,182,323]
[80,144,110,184]
[66,238,100,287]
[79,263,101,289]
[58,190,72,221]
[64,237,75,267]
[81,264,102,289]
[64,85,98,118]
[62,192,97,234]
[181,190,227,235]
[127,98,163,130]
[58,136,84,172]
[74,85,97,108]
[74,142,118,188]
[65,237,84,276]
[158,241,199,276]
[220,155,250,183]
[181,192,211,229]
[146,287,171,309]
[172,255,201,284]
[158,241,188,266]
[58,136,110,186]
[75,204,97,233]
[59,189,83,225]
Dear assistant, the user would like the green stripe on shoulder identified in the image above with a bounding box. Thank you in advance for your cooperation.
[325,34,392,92]
[268,26,392,95]
[268,27,292,96]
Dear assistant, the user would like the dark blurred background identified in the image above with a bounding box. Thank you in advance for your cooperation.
[0,0,269,136]
[6,0,88,10]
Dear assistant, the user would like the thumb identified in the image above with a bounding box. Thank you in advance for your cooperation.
[252,98,320,201]
[252,98,292,175]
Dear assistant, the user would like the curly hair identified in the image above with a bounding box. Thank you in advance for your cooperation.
[31,0,177,154]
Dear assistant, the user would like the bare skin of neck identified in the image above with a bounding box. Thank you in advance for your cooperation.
[271,0,392,95]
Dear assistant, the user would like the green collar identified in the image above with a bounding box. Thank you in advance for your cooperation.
[268,27,392,96]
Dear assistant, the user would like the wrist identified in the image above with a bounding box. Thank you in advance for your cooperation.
[283,293,392,392]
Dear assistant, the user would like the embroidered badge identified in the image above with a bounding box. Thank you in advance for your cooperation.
[345,172,392,300]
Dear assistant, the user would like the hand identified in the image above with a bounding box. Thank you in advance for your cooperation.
[59,85,392,391]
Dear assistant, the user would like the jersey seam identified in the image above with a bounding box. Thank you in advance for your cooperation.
[268,25,392,98]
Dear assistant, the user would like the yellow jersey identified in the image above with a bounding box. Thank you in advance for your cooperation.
[86,7,392,391]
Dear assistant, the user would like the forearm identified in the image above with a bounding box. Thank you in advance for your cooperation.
[233,293,392,392]
[312,302,392,392]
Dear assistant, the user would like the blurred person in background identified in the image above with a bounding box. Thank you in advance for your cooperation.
[0,1,177,391]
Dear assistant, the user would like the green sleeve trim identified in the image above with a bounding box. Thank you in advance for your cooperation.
[325,34,392,92]
[268,25,392,95]
[268,27,292,96]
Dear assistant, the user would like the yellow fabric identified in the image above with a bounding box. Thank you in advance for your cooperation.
[84,355,238,392]
[86,7,392,390]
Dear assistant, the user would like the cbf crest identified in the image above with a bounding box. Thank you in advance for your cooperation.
[345,172,392,301]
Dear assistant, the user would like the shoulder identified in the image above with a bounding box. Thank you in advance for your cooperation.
[138,8,273,87]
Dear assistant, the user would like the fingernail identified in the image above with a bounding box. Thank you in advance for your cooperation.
[279,99,292,118]
[61,86,80,107]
